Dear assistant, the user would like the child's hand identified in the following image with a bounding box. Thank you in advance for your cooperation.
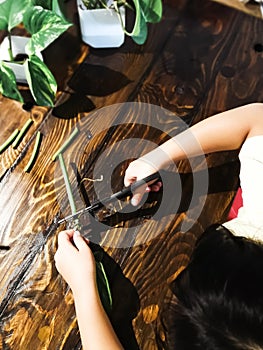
[124,159,162,206]
[55,230,96,296]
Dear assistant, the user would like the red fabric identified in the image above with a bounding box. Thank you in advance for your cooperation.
[228,187,243,220]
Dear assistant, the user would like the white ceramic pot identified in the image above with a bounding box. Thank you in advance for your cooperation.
[0,36,42,83]
[77,0,125,48]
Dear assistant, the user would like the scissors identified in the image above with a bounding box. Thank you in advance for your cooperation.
[57,170,163,226]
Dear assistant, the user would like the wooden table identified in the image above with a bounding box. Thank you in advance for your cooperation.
[212,0,263,19]
[0,0,263,349]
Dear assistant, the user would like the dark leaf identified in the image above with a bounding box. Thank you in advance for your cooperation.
[30,0,53,9]
[68,64,132,96]
[52,93,96,119]
[52,0,68,20]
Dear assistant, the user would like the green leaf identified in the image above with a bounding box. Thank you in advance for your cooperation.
[30,0,67,19]
[0,62,24,102]
[0,17,8,31]
[94,252,112,316]
[0,0,31,31]
[30,0,53,9]
[52,0,68,20]
[139,0,162,23]
[123,0,148,45]
[131,14,148,45]
[24,54,57,106]
[124,0,162,44]
[23,6,72,55]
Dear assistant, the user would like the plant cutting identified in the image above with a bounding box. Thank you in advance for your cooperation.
[0,0,72,106]
[77,0,163,48]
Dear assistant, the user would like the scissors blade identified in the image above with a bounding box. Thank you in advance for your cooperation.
[57,171,162,225]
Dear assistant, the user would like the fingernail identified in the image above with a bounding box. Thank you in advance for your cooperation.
[74,230,81,236]
[131,198,138,206]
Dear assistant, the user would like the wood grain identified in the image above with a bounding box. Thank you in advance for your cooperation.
[0,0,263,349]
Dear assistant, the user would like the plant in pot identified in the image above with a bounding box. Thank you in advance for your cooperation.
[0,0,72,106]
[77,0,163,48]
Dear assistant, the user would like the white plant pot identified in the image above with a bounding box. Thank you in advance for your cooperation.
[0,36,42,83]
[77,0,125,48]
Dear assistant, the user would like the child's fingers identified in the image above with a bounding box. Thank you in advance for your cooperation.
[131,190,145,206]
[57,230,74,246]
[151,181,162,192]
[73,231,89,251]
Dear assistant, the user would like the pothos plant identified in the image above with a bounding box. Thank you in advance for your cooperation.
[0,0,72,106]
[81,0,163,45]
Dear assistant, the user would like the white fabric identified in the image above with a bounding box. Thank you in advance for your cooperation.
[223,135,263,242]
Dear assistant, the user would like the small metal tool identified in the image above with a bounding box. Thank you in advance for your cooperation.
[58,171,162,225]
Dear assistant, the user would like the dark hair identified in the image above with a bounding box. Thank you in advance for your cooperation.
[164,224,263,350]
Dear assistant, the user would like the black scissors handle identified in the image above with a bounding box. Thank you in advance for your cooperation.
[58,170,162,225]
[105,170,162,203]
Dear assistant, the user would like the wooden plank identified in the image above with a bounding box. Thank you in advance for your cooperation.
[53,2,185,117]
[128,1,245,347]
[0,99,48,179]
[0,0,262,349]
[0,2,185,349]
[0,0,89,177]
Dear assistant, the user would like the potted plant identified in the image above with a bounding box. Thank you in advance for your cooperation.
[0,0,72,106]
[77,0,163,48]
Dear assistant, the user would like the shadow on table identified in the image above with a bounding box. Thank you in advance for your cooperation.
[90,242,140,350]
[52,63,132,119]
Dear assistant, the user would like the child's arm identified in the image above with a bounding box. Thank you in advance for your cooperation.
[124,103,263,205]
[55,230,123,350]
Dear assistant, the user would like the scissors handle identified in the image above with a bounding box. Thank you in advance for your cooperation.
[58,170,162,225]
[105,170,162,203]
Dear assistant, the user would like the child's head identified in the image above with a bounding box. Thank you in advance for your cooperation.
[163,224,263,350]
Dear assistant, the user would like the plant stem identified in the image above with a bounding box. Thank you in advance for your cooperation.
[58,153,77,215]
[7,33,14,62]
[24,131,42,172]
[52,127,79,161]
[97,260,112,307]
[0,129,20,154]
[12,119,34,149]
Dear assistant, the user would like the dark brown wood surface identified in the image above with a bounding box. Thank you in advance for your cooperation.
[0,0,263,349]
